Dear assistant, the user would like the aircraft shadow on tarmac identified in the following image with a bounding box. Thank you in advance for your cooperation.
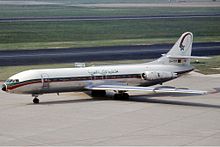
[129,97,220,109]
[28,91,220,109]
[129,92,220,109]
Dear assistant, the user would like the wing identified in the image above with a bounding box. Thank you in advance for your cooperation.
[85,84,207,94]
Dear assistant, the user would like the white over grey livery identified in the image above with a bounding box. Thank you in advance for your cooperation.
[2,32,208,104]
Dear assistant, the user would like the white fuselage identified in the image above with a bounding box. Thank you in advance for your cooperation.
[4,63,193,95]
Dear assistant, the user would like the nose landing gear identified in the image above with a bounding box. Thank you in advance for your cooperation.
[32,94,39,104]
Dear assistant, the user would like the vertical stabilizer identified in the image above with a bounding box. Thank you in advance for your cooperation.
[167,32,193,57]
[153,32,193,65]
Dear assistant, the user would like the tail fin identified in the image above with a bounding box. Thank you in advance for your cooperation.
[154,32,194,65]
[167,32,193,57]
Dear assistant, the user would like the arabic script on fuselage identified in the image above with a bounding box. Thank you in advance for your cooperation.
[88,69,119,75]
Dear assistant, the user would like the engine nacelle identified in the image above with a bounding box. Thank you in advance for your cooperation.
[141,71,177,81]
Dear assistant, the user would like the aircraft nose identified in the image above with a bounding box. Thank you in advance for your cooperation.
[1,84,7,92]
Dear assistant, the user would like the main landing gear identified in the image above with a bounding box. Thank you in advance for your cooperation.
[91,90,106,97]
[91,90,129,100]
[32,94,39,104]
[113,92,129,100]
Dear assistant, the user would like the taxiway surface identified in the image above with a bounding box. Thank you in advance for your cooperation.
[0,14,219,22]
[1,42,220,66]
[0,72,220,145]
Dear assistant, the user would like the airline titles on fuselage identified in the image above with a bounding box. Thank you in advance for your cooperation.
[88,69,119,76]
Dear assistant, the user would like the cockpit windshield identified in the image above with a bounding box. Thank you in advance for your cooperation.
[6,79,19,84]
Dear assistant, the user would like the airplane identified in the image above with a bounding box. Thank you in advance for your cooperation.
[1,32,209,104]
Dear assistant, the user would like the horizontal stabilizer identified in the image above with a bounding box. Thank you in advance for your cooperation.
[166,55,211,59]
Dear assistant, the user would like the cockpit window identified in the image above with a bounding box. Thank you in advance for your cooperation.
[6,79,19,84]
[6,79,12,83]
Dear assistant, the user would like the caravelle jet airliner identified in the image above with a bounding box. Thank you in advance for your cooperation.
[2,32,209,104]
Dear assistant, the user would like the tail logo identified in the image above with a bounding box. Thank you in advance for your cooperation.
[180,44,185,51]
[179,33,191,52]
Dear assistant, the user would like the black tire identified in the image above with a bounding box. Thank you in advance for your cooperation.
[114,93,129,100]
[122,93,129,99]
[33,98,39,104]
[113,94,120,100]
[91,90,106,97]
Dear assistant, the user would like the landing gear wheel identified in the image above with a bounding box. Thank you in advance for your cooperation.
[113,93,120,100]
[91,90,106,97]
[33,98,39,104]
[122,93,129,99]
[114,93,129,100]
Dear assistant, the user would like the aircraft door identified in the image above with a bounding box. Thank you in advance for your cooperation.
[91,74,104,80]
[41,73,50,89]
